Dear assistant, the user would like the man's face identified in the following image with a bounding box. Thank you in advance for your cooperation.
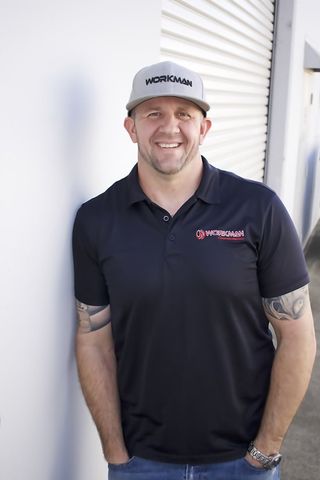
[124,97,211,176]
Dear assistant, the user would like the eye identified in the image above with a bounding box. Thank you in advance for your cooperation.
[147,111,161,118]
[178,111,191,119]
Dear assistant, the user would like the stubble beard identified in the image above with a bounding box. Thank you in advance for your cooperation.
[137,143,199,176]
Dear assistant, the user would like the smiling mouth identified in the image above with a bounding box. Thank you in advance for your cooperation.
[156,143,181,149]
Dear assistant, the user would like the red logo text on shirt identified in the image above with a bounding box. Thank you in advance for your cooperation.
[196,229,245,241]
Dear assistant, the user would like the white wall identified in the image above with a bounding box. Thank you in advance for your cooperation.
[266,0,320,242]
[0,1,161,479]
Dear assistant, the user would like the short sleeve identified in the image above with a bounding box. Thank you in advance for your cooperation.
[258,194,310,298]
[72,207,110,305]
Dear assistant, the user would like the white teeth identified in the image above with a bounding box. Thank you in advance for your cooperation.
[158,143,179,148]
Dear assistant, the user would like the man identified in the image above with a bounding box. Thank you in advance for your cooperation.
[72,61,316,479]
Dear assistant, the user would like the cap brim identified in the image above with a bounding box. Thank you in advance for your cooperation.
[126,94,210,113]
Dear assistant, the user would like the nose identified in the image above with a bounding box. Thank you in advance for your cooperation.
[158,113,180,135]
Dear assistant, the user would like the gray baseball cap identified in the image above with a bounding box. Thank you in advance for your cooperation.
[126,61,210,114]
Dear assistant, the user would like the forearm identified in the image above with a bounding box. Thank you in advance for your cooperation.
[76,335,128,461]
[255,329,316,453]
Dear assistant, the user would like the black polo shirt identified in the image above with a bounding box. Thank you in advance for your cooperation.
[72,157,309,465]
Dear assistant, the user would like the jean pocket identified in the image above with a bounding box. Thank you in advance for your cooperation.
[241,458,271,473]
[108,456,136,469]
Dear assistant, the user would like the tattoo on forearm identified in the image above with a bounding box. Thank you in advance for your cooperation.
[262,285,308,320]
[76,300,111,332]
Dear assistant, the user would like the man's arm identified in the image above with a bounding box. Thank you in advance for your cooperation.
[75,300,130,464]
[246,285,316,466]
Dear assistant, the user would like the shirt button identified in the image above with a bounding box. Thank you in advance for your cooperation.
[169,233,175,241]
[163,215,170,222]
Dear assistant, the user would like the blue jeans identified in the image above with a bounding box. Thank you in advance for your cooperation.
[108,456,281,479]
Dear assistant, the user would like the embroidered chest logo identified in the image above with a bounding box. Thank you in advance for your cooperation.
[196,229,245,241]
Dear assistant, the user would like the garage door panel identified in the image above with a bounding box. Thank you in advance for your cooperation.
[161,0,275,181]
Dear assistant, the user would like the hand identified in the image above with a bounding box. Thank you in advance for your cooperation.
[103,441,131,465]
[106,452,131,465]
[244,452,264,469]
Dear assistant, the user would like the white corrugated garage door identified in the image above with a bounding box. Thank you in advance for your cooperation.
[160,0,275,181]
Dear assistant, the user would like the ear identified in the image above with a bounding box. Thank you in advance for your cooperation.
[124,116,138,144]
[199,117,212,145]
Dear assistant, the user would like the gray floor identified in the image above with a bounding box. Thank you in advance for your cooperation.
[281,221,320,480]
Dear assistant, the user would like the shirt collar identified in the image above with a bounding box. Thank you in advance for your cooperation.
[195,156,220,205]
[126,164,149,205]
[126,156,220,206]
